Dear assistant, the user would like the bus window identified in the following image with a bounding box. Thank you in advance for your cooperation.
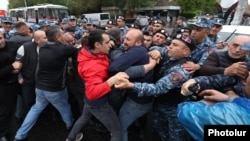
[100,14,109,20]
[58,9,68,19]
[38,8,45,18]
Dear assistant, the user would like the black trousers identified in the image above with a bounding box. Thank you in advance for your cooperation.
[0,82,19,140]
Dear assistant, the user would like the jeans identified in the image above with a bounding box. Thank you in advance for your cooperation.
[15,88,73,140]
[67,101,122,141]
[119,97,153,141]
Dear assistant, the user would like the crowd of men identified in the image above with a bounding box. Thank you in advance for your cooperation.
[0,13,250,141]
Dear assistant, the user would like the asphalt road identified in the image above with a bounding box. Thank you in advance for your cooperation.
[22,104,161,141]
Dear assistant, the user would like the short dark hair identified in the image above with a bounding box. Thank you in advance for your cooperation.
[15,21,27,30]
[107,27,121,42]
[88,29,108,49]
[46,25,62,42]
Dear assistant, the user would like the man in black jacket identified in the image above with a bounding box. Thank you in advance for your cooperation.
[14,26,78,141]
[9,21,32,47]
[9,21,33,122]
[0,32,22,141]
[16,30,47,117]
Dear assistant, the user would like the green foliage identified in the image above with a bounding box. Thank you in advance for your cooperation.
[123,0,156,11]
[181,12,197,19]
[9,0,157,16]
[176,0,216,17]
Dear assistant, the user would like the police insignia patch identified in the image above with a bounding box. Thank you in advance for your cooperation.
[169,72,184,85]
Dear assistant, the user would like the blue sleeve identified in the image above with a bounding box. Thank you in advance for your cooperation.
[194,74,238,90]
[109,47,147,74]
[134,65,192,97]
[125,65,145,79]
[197,48,214,65]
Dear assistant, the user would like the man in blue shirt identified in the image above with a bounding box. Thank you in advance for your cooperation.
[115,34,197,141]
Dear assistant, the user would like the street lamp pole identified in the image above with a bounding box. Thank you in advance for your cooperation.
[24,0,27,7]
[24,0,28,22]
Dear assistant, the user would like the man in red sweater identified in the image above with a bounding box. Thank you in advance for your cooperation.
[66,29,128,141]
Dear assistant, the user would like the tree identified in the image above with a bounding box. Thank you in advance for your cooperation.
[8,0,160,17]
[176,0,216,18]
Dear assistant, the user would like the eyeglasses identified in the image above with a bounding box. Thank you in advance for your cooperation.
[176,34,191,44]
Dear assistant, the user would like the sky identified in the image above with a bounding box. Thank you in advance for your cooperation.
[0,0,9,11]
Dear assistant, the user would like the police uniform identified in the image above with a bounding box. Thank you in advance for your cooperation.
[170,16,187,39]
[208,18,224,43]
[0,17,15,39]
[61,18,69,32]
[133,35,197,141]
[152,29,170,47]
[190,18,216,66]
[79,18,87,31]
[68,15,83,40]
[134,48,192,141]
[117,16,129,41]
[38,20,50,31]
[197,74,238,88]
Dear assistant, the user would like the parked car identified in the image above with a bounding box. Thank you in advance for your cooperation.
[217,25,250,43]
[217,25,250,51]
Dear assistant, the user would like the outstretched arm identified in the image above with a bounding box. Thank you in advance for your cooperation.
[181,74,238,96]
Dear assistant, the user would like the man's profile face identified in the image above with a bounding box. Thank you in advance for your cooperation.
[123,30,137,50]
[99,34,111,54]
[153,33,166,46]
[143,35,153,48]
[228,41,248,59]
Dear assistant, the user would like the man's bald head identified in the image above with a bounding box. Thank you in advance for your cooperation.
[132,29,144,43]
[124,29,144,50]
[34,30,47,45]
[231,35,250,44]
[63,32,75,45]
[228,35,250,59]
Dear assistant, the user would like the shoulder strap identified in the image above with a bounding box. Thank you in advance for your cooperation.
[165,57,188,70]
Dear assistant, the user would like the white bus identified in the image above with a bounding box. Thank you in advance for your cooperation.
[83,13,110,28]
[8,7,26,22]
[9,3,69,24]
